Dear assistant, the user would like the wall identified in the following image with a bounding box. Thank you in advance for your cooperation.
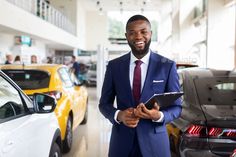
[0,33,14,63]
[85,11,109,50]
[76,1,86,50]
[0,33,46,64]
[207,0,235,69]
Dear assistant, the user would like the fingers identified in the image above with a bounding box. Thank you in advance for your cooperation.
[153,102,160,110]
[134,103,160,120]
[134,104,150,119]
[124,118,139,128]
[121,108,140,128]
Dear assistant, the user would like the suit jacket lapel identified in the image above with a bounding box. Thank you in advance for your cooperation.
[140,52,161,103]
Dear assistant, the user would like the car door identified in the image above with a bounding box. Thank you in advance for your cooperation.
[0,73,57,157]
[58,68,83,128]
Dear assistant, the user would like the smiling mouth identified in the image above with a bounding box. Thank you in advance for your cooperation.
[134,41,145,46]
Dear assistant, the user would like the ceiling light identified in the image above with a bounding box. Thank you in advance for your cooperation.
[141,8,144,13]
[96,1,100,6]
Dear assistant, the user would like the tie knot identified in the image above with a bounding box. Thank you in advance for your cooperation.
[135,60,142,66]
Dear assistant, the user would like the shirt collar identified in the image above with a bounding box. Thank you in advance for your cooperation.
[130,49,151,65]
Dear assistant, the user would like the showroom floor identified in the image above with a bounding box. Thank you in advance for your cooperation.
[63,87,111,157]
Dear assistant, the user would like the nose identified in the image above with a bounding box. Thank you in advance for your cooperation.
[134,31,142,39]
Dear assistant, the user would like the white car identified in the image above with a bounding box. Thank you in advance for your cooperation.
[0,71,62,157]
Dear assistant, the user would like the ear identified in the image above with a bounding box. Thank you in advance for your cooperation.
[125,33,128,39]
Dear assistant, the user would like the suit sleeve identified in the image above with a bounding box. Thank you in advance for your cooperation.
[98,62,117,124]
[161,62,182,124]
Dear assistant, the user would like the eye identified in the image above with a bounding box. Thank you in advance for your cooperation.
[128,31,135,36]
[141,30,148,35]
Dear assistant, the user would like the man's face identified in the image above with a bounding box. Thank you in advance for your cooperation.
[125,20,152,58]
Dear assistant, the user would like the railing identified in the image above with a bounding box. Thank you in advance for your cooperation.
[6,0,76,35]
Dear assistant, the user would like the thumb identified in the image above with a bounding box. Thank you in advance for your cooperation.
[153,102,160,110]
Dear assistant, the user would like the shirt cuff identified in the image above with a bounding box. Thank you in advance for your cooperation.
[114,110,121,124]
[152,111,164,122]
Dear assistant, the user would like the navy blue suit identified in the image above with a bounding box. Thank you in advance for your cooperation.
[99,51,182,157]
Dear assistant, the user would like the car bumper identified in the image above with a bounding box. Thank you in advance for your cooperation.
[179,135,236,157]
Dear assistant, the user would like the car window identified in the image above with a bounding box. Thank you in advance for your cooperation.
[0,76,26,122]
[2,70,50,90]
[194,77,236,120]
[58,68,73,87]
[215,83,235,90]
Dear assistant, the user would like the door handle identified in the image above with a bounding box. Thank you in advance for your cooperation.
[2,140,14,153]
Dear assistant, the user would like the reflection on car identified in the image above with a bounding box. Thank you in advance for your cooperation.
[0,64,88,153]
[167,68,236,157]
[0,70,62,157]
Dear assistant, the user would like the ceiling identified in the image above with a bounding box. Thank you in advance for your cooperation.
[79,0,170,12]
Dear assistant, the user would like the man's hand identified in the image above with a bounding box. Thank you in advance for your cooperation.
[117,108,139,128]
[134,103,161,121]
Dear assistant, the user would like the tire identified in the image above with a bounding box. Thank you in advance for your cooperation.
[49,142,61,157]
[62,117,73,153]
[81,101,88,125]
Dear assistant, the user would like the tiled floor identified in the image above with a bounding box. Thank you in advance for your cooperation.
[63,87,111,157]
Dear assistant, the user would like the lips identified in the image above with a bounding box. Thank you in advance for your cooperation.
[134,41,145,46]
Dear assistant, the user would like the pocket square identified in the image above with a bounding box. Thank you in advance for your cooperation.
[153,80,164,83]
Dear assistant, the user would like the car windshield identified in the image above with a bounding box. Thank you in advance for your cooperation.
[2,70,50,90]
[90,64,96,71]
[194,76,236,120]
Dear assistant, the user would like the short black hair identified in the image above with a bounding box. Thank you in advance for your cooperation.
[126,14,151,31]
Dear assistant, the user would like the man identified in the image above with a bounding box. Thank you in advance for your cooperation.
[31,55,37,64]
[5,54,13,64]
[99,15,182,157]
[71,55,80,80]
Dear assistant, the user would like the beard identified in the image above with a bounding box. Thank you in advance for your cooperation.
[128,39,151,58]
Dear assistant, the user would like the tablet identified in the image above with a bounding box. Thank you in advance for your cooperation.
[144,92,184,110]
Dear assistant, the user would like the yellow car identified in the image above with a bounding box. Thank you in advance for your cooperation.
[0,64,88,153]
[166,123,181,155]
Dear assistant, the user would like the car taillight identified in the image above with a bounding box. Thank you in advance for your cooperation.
[186,124,236,138]
[44,91,62,100]
[208,127,222,136]
[230,149,236,157]
[186,125,206,137]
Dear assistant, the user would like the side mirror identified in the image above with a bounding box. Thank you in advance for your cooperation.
[33,93,56,113]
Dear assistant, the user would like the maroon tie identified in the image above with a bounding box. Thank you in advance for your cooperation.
[133,60,142,105]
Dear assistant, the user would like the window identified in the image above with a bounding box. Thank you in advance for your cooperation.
[108,11,159,44]
[2,70,50,90]
[0,76,26,122]
[58,68,73,87]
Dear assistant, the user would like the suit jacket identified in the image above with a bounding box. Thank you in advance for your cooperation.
[99,51,182,157]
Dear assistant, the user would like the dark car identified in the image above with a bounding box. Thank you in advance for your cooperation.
[231,149,236,157]
[167,68,236,157]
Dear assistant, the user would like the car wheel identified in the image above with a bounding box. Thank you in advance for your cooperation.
[81,100,88,125]
[49,142,61,157]
[62,116,72,153]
